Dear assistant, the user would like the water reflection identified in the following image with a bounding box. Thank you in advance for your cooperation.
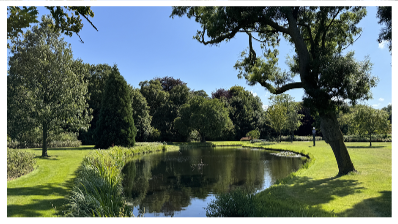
[122,147,304,217]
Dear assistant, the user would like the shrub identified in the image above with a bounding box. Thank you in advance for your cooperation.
[246,130,260,140]
[7,148,36,180]
[206,188,256,217]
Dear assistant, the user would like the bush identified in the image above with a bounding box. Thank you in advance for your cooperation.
[7,148,36,180]
[7,132,82,149]
[343,134,392,142]
[206,188,256,217]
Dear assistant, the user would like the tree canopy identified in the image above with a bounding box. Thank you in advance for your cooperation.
[174,96,232,142]
[376,6,392,53]
[95,65,137,149]
[7,6,97,49]
[7,16,92,156]
[171,6,378,175]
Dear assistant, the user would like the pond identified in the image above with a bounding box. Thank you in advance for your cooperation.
[122,147,305,217]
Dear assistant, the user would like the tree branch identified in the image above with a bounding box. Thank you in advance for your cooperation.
[199,25,241,45]
[274,82,304,94]
[79,12,98,32]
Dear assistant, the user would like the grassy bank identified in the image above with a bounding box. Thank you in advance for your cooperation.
[7,146,96,217]
[7,143,179,217]
[210,141,391,217]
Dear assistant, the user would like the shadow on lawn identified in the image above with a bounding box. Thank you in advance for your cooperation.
[259,175,366,216]
[346,146,385,149]
[7,175,76,217]
[28,145,96,151]
[337,190,392,217]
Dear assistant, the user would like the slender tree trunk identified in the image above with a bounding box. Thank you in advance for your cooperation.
[42,122,48,157]
[319,113,356,175]
[370,133,372,147]
[201,133,206,143]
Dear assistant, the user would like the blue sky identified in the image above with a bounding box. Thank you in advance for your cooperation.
[6,5,392,110]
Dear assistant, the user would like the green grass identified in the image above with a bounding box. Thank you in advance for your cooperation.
[7,146,96,217]
[221,141,392,217]
[7,141,391,217]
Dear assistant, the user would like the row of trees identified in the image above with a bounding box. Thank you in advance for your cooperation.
[337,104,391,146]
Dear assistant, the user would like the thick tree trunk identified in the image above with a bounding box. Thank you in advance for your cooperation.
[319,113,356,175]
[42,122,48,157]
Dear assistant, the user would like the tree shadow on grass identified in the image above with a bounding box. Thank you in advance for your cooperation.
[258,175,366,216]
[283,175,365,207]
[346,146,385,148]
[7,175,76,217]
[337,190,392,217]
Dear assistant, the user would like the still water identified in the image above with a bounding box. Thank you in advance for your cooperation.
[122,147,305,217]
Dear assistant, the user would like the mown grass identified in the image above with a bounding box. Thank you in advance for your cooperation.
[214,141,392,217]
[7,143,179,217]
[7,145,96,217]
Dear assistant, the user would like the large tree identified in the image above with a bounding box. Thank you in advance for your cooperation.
[7,6,97,49]
[7,16,92,157]
[174,96,232,142]
[95,65,137,149]
[79,64,113,144]
[129,85,154,142]
[171,6,379,175]
[265,104,287,142]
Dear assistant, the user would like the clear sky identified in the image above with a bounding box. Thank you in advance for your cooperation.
[6,4,392,110]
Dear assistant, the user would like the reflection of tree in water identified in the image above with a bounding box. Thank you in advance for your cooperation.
[122,148,303,217]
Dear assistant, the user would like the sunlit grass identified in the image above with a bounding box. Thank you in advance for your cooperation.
[236,141,392,217]
[7,146,96,217]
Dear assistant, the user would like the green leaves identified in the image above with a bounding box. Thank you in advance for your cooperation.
[7,16,92,155]
[95,65,137,149]
[174,95,232,142]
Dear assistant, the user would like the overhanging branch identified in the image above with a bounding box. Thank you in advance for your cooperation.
[274,82,304,94]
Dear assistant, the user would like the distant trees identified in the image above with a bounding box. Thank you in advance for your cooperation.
[266,94,303,142]
[174,96,232,142]
[129,86,153,142]
[7,16,92,157]
[212,86,265,140]
[95,65,137,149]
[139,77,190,141]
[79,63,113,144]
[246,130,260,140]
[352,105,390,147]
[265,104,287,142]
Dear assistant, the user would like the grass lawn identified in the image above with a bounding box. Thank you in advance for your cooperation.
[7,141,392,217]
[7,146,96,217]
[211,140,392,217]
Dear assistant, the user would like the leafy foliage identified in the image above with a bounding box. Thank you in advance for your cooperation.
[7,16,92,157]
[7,6,97,49]
[174,96,232,142]
[95,65,137,149]
[79,64,113,145]
[246,130,260,139]
[352,105,390,146]
[7,148,36,180]
[376,6,392,52]
[206,188,256,217]
[129,85,153,142]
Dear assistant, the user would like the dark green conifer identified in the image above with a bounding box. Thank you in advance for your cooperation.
[95,65,136,149]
